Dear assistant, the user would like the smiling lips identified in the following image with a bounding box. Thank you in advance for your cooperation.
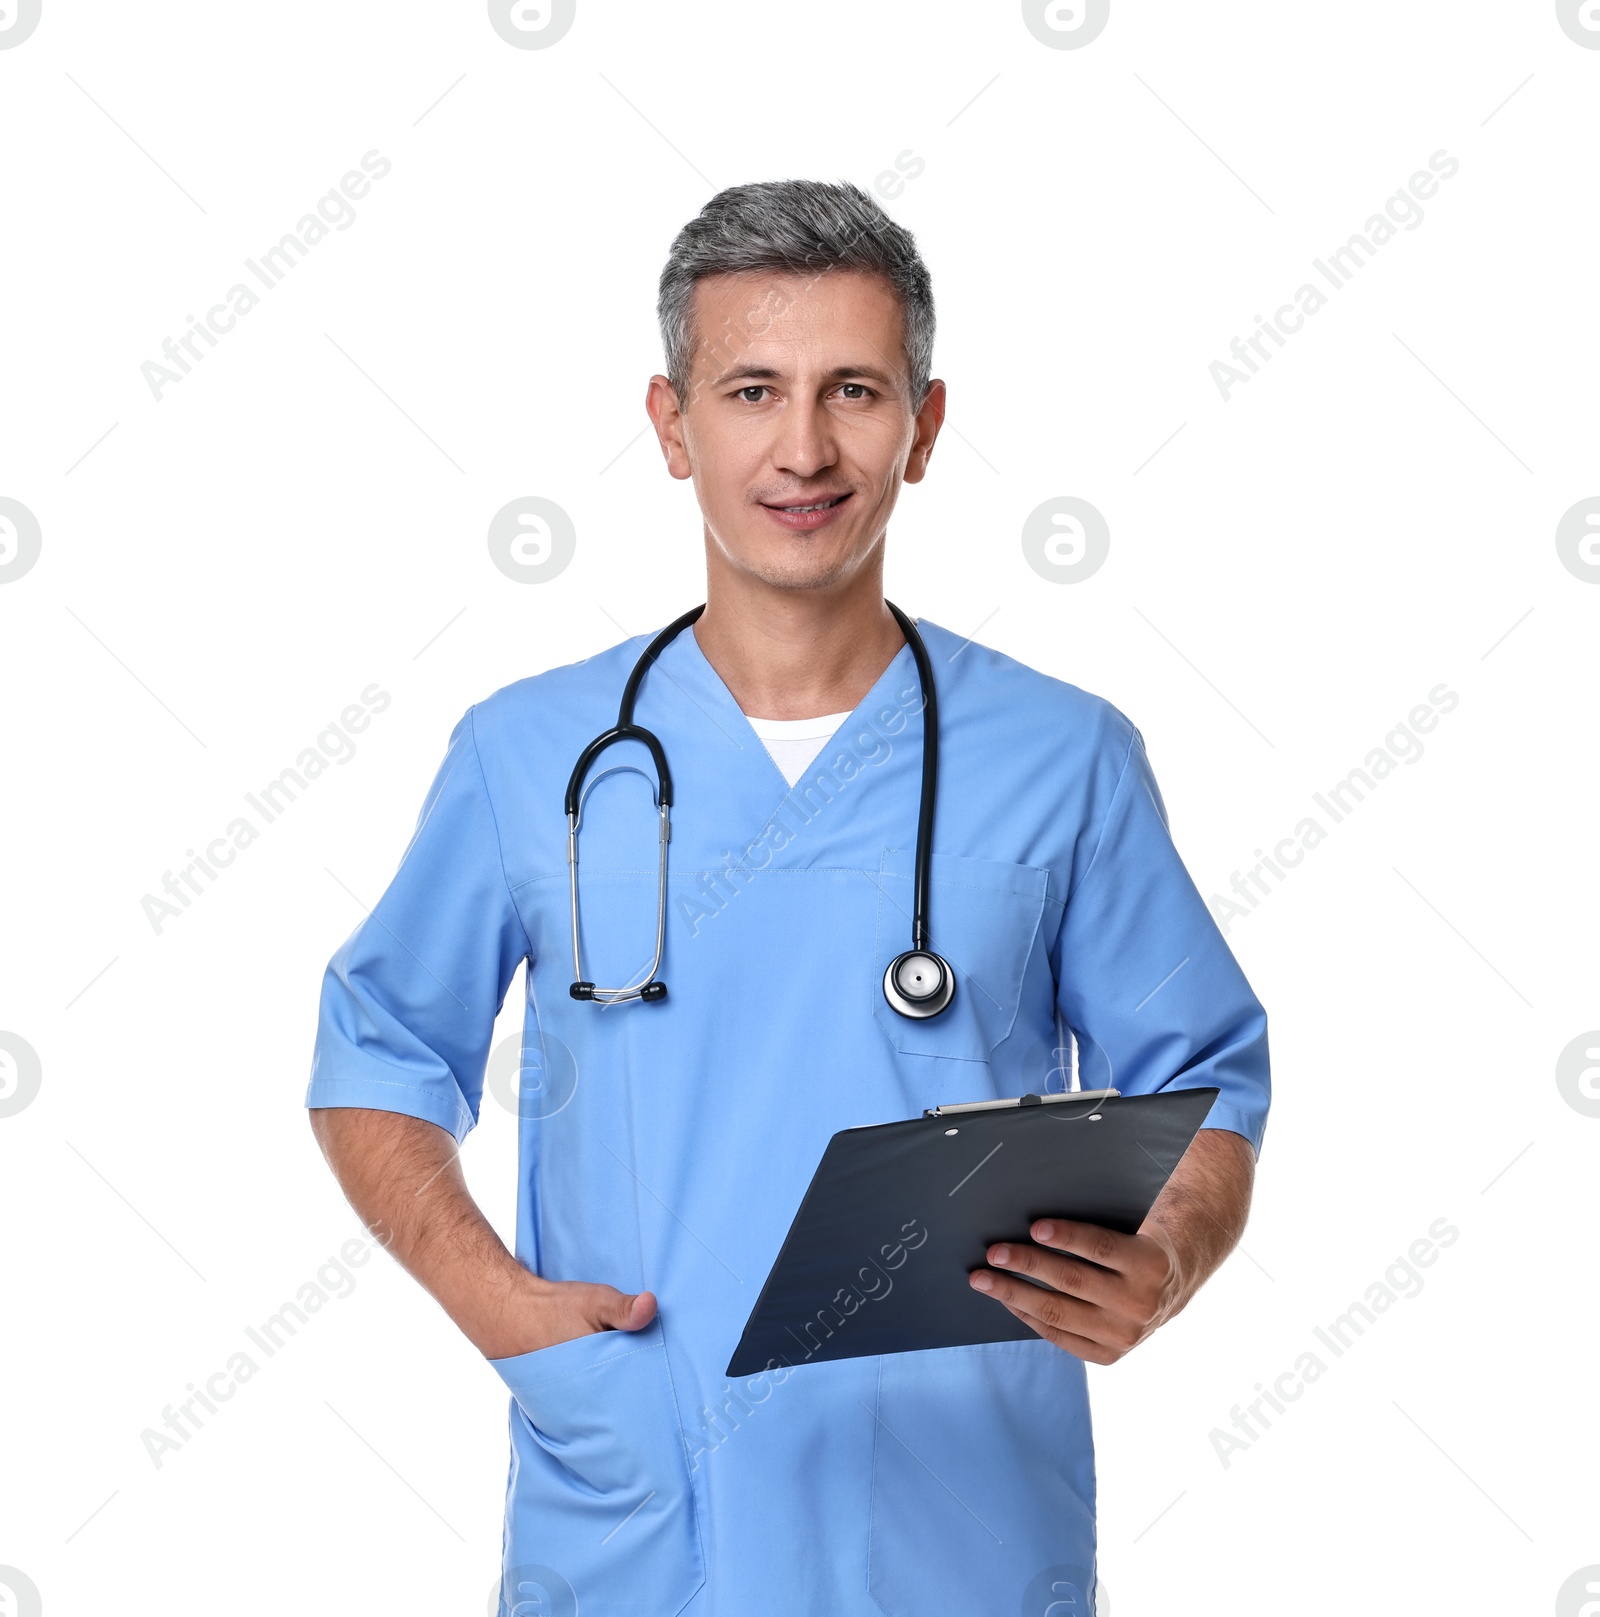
[760,491,854,531]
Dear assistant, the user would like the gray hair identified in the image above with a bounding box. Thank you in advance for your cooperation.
[656,179,935,409]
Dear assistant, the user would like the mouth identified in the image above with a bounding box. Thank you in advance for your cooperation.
[759,492,854,531]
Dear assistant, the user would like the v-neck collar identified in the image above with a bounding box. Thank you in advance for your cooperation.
[664,616,922,799]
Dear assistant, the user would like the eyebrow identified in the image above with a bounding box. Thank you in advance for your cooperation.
[705,362,900,391]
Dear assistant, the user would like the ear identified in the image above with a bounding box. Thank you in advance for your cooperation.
[903,378,946,486]
[645,374,694,481]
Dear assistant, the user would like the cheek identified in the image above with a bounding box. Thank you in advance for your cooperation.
[856,448,914,503]
[691,460,759,521]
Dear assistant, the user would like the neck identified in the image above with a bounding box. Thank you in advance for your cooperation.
[691,562,907,721]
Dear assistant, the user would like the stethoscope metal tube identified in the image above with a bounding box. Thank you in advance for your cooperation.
[566,601,953,1019]
[567,794,671,1005]
[564,605,703,1003]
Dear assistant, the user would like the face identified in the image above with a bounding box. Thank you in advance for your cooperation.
[646,270,944,594]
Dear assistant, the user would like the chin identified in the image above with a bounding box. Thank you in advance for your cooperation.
[746,558,855,593]
[714,527,850,591]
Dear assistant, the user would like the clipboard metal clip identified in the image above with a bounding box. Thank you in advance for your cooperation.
[922,1087,1121,1119]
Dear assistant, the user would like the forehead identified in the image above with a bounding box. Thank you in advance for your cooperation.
[686,269,906,377]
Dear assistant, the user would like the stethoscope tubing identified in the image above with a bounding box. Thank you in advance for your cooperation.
[565,601,949,1014]
[883,600,937,955]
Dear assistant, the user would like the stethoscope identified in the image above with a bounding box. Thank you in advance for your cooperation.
[565,601,955,1020]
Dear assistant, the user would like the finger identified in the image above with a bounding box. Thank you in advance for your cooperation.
[1026,1218,1138,1274]
[983,1240,1116,1305]
[990,1288,1130,1363]
[595,1286,657,1332]
[993,1298,1120,1366]
[622,1289,658,1330]
[970,1268,1108,1342]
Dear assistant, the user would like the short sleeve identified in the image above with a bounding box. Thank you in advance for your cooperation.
[1051,723,1271,1156]
[305,705,530,1142]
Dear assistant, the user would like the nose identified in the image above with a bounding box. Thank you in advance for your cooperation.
[770,395,839,483]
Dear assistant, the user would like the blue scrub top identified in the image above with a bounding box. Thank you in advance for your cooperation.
[307,619,1270,1617]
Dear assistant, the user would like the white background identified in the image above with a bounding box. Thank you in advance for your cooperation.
[2,2,1596,1613]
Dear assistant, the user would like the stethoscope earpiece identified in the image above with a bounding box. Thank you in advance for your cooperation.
[882,949,955,1019]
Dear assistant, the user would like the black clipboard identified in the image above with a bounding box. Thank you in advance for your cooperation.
[726,1087,1219,1376]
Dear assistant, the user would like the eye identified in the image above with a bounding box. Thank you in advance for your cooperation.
[837,383,872,401]
[737,385,769,403]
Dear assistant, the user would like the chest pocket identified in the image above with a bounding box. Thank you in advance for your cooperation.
[872,848,1049,1063]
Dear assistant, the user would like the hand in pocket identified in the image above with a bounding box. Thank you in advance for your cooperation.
[481,1275,657,1359]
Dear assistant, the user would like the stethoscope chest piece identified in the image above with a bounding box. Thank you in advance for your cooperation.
[883,949,955,1019]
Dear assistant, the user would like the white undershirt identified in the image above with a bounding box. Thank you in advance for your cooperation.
[744,710,855,787]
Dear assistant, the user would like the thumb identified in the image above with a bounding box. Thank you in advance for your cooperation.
[598,1287,658,1333]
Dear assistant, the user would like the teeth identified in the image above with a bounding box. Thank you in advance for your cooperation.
[782,496,842,513]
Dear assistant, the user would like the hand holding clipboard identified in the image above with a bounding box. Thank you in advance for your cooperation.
[726,1087,1220,1377]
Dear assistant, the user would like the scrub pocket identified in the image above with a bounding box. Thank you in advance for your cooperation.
[873,850,1050,1062]
[868,1340,1097,1617]
[490,1319,704,1617]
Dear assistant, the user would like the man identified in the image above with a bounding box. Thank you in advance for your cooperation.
[308,179,1269,1615]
